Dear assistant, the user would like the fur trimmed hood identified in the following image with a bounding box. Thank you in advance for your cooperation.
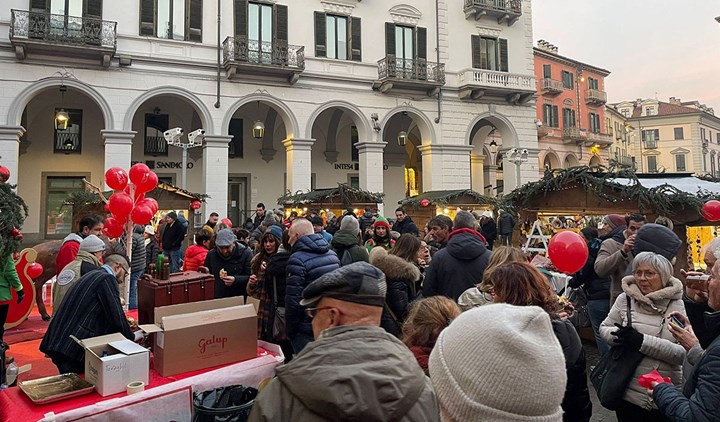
[621,274,683,314]
[369,247,420,283]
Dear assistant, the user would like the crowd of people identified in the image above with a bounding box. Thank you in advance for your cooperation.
[18,204,720,421]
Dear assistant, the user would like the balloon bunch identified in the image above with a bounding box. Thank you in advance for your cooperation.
[103,164,159,238]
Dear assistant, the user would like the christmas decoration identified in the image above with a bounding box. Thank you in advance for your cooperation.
[0,166,10,183]
[420,199,431,207]
[702,200,720,222]
[9,228,20,237]
[0,178,29,258]
[191,200,202,210]
[548,231,588,274]
[27,262,44,279]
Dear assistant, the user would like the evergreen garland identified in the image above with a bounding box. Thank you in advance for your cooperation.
[0,182,29,258]
[278,183,384,207]
[399,189,497,209]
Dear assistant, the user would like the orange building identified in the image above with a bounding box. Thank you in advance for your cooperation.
[533,40,612,169]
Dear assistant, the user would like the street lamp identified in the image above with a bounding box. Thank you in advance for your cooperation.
[507,147,528,188]
[164,127,204,190]
[398,111,409,146]
[488,127,498,164]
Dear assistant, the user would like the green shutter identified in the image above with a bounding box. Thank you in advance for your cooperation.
[552,106,559,127]
[83,0,103,19]
[235,0,248,38]
[385,23,395,56]
[471,35,481,69]
[274,4,288,44]
[415,26,427,60]
[139,0,154,36]
[499,38,508,72]
[349,17,361,62]
[542,105,549,127]
[188,0,202,42]
[543,64,551,79]
[314,12,327,57]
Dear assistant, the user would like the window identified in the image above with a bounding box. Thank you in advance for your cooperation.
[248,2,273,63]
[701,128,707,141]
[675,154,686,171]
[717,133,720,144]
[348,175,359,189]
[621,108,630,117]
[232,2,288,65]
[647,156,657,172]
[674,127,684,140]
[642,129,659,142]
[45,176,85,237]
[561,70,573,89]
[471,36,508,72]
[589,112,601,133]
[315,13,361,61]
[543,64,551,79]
[351,126,359,161]
[562,108,576,128]
[32,0,102,43]
[385,23,427,78]
[645,106,655,116]
[140,0,202,42]
[587,77,599,90]
[229,118,244,158]
[54,109,82,154]
[144,113,168,156]
[542,104,559,128]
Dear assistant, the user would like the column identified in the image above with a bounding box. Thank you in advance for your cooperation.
[0,126,23,186]
[283,138,315,193]
[470,153,485,193]
[356,141,387,213]
[417,144,473,191]
[102,130,135,187]
[202,135,232,221]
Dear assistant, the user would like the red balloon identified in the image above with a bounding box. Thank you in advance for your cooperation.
[138,198,159,215]
[221,218,233,228]
[548,231,589,274]
[0,166,10,183]
[131,205,153,225]
[702,200,720,222]
[108,193,134,217]
[103,217,124,238]
[191,200,202,210]
[137,171,159,193]
[104,167,129,191]
[129,163,151,186]
[112,211,128,224]
[27,262,44,279]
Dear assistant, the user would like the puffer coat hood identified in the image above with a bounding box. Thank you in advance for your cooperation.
[632,223,682,262]
[446,228,488,261]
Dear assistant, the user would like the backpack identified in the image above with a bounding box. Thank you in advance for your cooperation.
[340,248,354,266]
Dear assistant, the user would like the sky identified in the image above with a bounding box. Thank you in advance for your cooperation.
[532,0,720,112]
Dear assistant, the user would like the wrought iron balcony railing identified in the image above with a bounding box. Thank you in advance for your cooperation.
[10,9,117,50]
[563,127,581,140]
[145,136,168,156]
[585,89,608,105]
[223,37,305,69]
[54,132,81,154]
[463,0,522,24]
[377,56,445,84]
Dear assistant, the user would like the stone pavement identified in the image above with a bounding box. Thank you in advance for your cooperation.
[583,340,618,422]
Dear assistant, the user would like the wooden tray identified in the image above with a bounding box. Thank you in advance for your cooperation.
[19,373,95,404]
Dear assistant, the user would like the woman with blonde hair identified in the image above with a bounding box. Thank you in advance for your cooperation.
[457,246,527,310]
[402,296,461,374]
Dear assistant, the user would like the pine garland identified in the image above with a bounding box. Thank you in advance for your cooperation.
[0,183,29,258]
[278,183,384,207]
[399,189,497,209]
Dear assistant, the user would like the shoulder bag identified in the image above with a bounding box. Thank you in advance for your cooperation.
[589,297,645,410]
[271,276,287,341]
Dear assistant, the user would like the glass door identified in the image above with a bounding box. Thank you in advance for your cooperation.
[248,3,273,64]
[395,26,414,79]
[228,177,248,228]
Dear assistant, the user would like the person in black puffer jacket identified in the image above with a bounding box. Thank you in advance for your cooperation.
[264,230,293,361]
[488,262,592,422]
[570,227,611,355]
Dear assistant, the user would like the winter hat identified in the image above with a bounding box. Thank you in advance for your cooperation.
[215,229,237,247]
[79,235,106,253]
[166,211,178,221]
[632,223,682,262]
[373,214,391,229]
[429,304,566,422]
[300,262,386,307]
[310,216,324,227]
[603,214,625,230]
[144,225,155,236]
[262,212,277,227]
[340,215,360,234]
[268,225,283,243]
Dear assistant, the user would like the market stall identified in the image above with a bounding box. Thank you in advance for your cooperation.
[397,189,496,230]
[278,183,384,220]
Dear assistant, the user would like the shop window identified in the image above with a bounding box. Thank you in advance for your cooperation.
[45,176,85,237]
[54,108,82,154]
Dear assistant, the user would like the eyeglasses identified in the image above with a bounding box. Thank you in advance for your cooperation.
[305,306,338,318]
[634,270,658,279]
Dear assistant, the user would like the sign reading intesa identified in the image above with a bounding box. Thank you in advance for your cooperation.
[334,163,390,171]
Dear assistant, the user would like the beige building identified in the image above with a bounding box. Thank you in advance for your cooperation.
[604,105,632,168]
[613,98,720,174]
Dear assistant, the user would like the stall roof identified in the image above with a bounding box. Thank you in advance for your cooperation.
[278,184,384,206]
[611,176,720,195]
[399,189,497,208]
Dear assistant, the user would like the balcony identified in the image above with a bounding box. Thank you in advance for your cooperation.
[563,127,581,143]
[458,69,535,104]
[645,139,658,149]
[540,78,563,96]
[144,136,168,156]
[585,89,608,105]
[587,132,613,147]
[10,9,116,66]
[222,37,305,84]
[373,56,445,96]
[463,0,522,26]
[612,153,635,168]
[537,125,562,139]
[54,132,81,154]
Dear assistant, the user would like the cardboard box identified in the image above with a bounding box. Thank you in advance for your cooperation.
[139,297,257,377]
[73,333,150,397]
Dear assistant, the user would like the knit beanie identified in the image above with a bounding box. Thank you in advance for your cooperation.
[429,304,566,422]
[632,223,682,262]
[79,235,106,253]
[166,211,178,221]
[339,215,360,234]
[373,214,391,229]
[603,214,625,230]
[268,225,283,243]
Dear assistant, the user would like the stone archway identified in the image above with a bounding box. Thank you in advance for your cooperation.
[543,151,561,170]
[564,153,580,168]
[223,93,299,140]
[124,86,214,134]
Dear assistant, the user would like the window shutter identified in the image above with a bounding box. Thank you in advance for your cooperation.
[471,35,481,69]
[234,0,248,38]
[139,0,155,36]
[83,0,103,19]
[349,17,361,62]
[543,64,551,79]
[385,23,395,56]
[314,12,326,57]
[552,106,559,127]
[188,0,202,42]
[542,105,549,128]
[274,4,288,44]
[415,26,427,60]
[499,38,508,72]
[31,0,48,12]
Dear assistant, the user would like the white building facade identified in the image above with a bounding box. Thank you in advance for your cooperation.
[0,0,538,242]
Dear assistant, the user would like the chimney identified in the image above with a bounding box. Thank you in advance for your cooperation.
[669,97,681,105]
[536,40,557,54]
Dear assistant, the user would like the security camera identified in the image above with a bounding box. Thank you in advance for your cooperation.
[164,127,183,144]
[522,149,529,155]
[188,129,205,146]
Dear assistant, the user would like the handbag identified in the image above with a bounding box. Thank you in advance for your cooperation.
[590,298,645,410]
[271,276,286,341]
[566,286,591,329]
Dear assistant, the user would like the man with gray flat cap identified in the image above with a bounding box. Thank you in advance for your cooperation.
[249,262,440,422]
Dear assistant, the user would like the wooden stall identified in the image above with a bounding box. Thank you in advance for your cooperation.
[278,184,384,220]
[398,189,496,230]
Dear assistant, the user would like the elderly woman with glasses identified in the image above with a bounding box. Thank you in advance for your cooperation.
[600,251,686,422]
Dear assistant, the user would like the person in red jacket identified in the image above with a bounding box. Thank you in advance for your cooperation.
[183,229,212,272]
[55,215,104,275]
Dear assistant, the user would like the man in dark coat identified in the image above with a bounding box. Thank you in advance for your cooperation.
[285,219,340,354]
[203,229,252,299]
[497,209,516,246]
[392,207,419,237]
[161,211,186,273]
[479,212,497,250]
[422,212,491,301]
[358,208,375,242]
[253,203,266,230]
[40,254,134,374]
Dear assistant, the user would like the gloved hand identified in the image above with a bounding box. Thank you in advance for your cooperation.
[611,323,644,350]
[16,290,25,304]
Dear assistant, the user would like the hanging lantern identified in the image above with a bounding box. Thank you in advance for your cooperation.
[252,121,265,139]
[397,130,407,147]
[54,84,69,130]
